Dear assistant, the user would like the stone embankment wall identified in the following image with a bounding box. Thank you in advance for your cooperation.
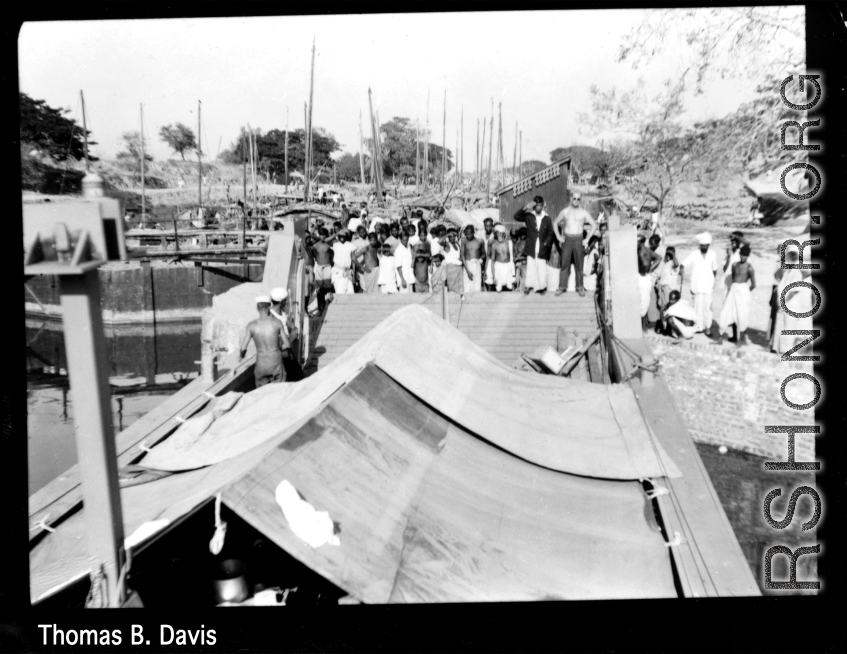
[648,335,817,462]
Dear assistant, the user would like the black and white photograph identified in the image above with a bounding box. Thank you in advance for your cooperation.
[15,3,838,636]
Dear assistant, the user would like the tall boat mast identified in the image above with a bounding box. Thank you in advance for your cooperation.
[358,110,366,188]
[80,90,90,172]
[513,121,518,184]
[460,106,464,185]
[487,99,493,198]
[424,89,429,193]
[441,90,446,191]
[140,103,146,220]
[305,37,316,202]
[284,106,289,194]
[197,100,202,210]
[367,88,384,204]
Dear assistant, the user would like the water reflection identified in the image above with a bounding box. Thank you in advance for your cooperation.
[26,320,202,495]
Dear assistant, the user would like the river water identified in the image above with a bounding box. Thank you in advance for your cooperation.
[25,319,202,495]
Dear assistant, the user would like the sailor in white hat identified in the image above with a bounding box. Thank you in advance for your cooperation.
[238,294,291,387]
[681,232,718,336]
[269,287,290,334]
[269,286,304,381]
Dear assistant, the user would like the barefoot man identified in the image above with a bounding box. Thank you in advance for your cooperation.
[461,224,486,293]
[718,244,756,346]
[357,232,382,293]
[239,295,291,387]
[513,195,555,295]
[490,223,515,292]
[553,191,596,297]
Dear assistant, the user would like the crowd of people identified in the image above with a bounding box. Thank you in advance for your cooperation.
[298,193,607,309]
[239,192,813,387]
[640,229,813,356]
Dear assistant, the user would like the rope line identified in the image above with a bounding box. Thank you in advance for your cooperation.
[209,492,228,555]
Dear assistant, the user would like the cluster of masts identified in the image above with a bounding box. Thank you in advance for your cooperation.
[75,38,529,220]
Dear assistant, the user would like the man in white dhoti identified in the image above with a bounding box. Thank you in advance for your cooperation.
[490,224,515,292]
[513,196,555,295]
[482,218,495,290]
[461,224,486,293]
[718,244,756,345]
[682,232,718,336]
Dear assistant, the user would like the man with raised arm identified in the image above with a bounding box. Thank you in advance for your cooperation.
[553,191,597,297]
[513,195,555,295]
[239,295,292,387]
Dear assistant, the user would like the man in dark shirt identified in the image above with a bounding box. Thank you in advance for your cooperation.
[513,196,555,295]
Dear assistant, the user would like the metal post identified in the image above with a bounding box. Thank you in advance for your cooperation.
[441,284,449,322]
[58,270,125,607]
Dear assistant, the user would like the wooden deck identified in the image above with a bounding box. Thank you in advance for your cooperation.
[308,292,598,373]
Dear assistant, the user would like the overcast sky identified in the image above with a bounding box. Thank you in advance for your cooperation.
[19,10,784,166]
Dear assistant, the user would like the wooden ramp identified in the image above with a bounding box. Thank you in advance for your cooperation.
[309,292,598,373]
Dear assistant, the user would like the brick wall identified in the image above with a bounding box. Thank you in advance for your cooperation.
[648,335,817,462]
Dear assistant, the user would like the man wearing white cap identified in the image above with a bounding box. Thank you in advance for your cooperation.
[269,287,304,381]
[269,287,292,337]
[239,295,291,387]
[682,232,718,335]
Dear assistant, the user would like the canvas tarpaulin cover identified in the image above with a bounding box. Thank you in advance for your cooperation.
[31,305,680,603]
[140,305,680,480]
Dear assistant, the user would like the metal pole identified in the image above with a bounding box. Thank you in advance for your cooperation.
[441,284,448,322]
[460,106,464,186]
[58,270,126,607]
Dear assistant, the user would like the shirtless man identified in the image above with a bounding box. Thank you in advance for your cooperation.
[482,218,496,290]
[269,287,304,382]
[461,224,486,293]
[357,232,382,293]
[310,227,334,311]
[239,295,291,387]
[553,192,597,297]
[490,224,514,292]
[718,244,756,346]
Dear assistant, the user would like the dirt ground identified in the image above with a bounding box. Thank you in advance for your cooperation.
[660,219,813,354]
